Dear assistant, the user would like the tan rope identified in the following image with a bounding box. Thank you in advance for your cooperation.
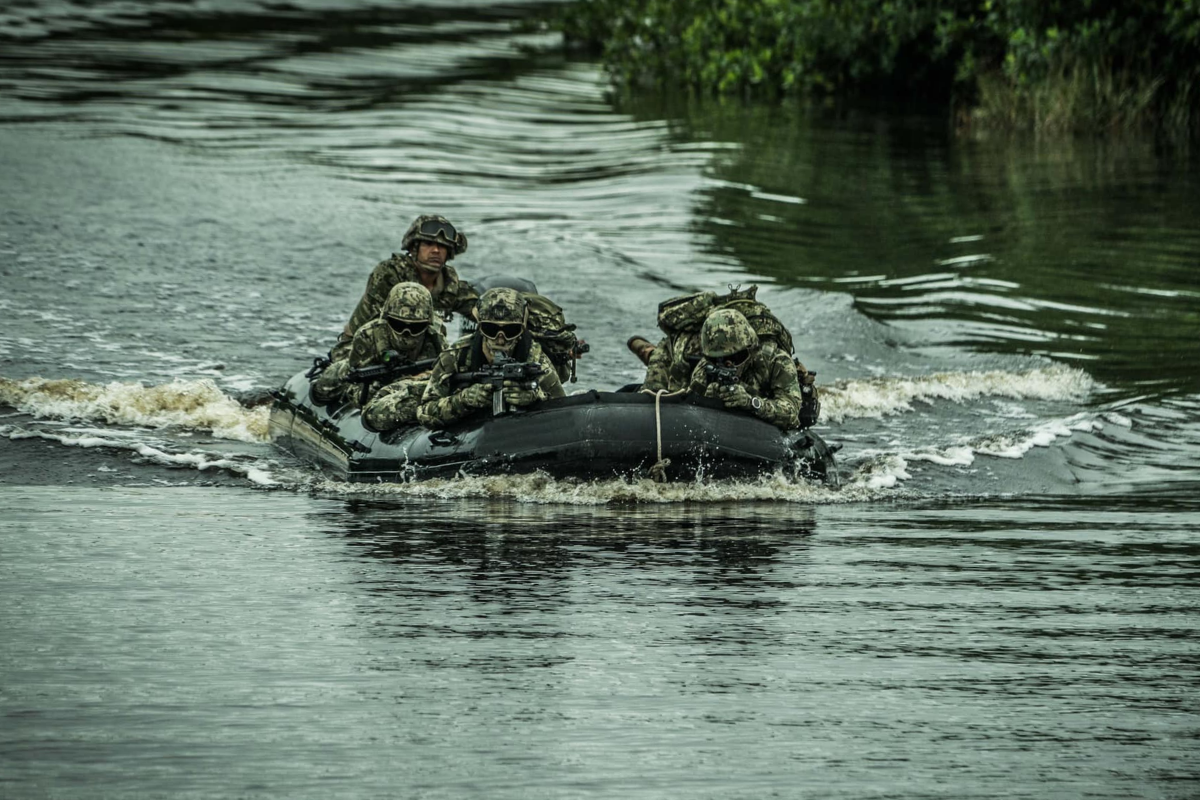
[640,388,686,482]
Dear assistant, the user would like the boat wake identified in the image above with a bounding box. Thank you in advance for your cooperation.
[0,364,1150,502]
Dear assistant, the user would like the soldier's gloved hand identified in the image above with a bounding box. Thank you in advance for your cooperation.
[703,382,723,400]
[502,380,544,407]
[459,382,494,409]
[717,383,753,410]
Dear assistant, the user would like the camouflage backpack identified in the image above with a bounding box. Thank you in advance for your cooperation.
[722,297,795,355]
[656,291,717,335]
[524,293,581,371]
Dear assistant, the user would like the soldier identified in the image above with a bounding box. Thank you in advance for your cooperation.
[311,283,445,431]
[634,285,820,426]
[686,308,805,431]
[417,288,565,429]
[333,214,477,360]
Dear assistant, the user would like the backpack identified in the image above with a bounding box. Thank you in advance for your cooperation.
[523,293,580,368]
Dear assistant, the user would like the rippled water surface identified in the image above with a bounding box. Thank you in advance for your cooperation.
[2,1,1199,797]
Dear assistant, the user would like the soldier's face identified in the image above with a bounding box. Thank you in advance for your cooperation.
[416,241,448,267]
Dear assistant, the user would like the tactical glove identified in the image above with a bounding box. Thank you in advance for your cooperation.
[460,382,494,409]
[716,383,753,410]
[502,379,545,407]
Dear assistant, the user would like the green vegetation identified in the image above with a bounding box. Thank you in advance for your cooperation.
[559,0,1200,136]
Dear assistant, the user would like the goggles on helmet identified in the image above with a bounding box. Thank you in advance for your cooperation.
[479,321,524,340]
[386,318,429,337]
[417,219,457,242]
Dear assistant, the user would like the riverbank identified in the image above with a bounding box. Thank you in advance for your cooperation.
[558,0,1200,138]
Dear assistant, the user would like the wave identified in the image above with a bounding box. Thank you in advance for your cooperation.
[820,365,1095,423]
[0,376,268,442]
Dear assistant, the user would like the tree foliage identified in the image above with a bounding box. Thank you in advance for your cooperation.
[559,0,1200,135]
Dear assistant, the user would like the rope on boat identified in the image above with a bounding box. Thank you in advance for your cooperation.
[641,388,686,483]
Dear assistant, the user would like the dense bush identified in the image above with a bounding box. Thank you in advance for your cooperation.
[559,0,1200,135]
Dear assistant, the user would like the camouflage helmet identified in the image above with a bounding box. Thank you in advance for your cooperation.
[401,214,468,257]
[382,282,434,323]
[701,308,759,358]
[476,287,527,324]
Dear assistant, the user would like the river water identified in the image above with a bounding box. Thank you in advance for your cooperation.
[2,2,1198,798]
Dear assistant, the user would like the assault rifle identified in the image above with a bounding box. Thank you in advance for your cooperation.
[449,352,545,416]
[345,351,436,406]
[702,361,740,387]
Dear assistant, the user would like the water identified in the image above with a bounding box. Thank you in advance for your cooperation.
[2,2,1199,797]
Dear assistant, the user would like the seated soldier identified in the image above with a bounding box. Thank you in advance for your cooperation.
[311,283,445,430]
[460,277,588,385]
[417,288,565,429]
[686,308,805,432]
[332,214,477,360]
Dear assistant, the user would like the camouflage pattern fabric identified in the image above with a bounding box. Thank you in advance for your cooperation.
[416,336,565,429]
[642,285,805,392]
[686,342,805,431]
[311,316,446,410]
[335,252,477,358]
[700,308,758,357]
[523,293,583,383]
[642,332,701,392]
[362,378,428,431]
[310,358,353,406]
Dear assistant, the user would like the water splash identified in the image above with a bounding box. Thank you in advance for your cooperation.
[821,365,1094,423]
[0,377,268,442]
[303,469,893,505]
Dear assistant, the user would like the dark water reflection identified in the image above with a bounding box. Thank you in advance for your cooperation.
[3,486,1198,798]
[620,99,1200,398]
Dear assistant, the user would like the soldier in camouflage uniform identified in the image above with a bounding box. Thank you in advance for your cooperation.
[333,214,477,360]
[312,283,445,429]
[686,308,805,431]
[637,285,820,427]
[641,287,759,392]
[417,288,565,429]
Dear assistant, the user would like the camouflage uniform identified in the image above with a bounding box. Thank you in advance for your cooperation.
[312,283,446,427]
[641,286,820,426]
[334,215,477,359]
[417,288,565,429]
[686,309,805,431]
[642,330,701,392]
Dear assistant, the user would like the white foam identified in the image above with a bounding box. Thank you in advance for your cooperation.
[0,377,269,442]
[974,414,1101,459]
[820,366,1094,423]
[902,445,976,467]
[303,468,894,505]
[0,424,277,486]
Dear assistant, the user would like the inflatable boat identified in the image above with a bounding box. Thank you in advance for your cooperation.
[268,370,839,485]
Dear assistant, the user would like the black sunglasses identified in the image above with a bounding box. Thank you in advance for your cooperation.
[479,321,524,340]
[418,219,457,240]
[386,318,429,336]
[723,349,752,367]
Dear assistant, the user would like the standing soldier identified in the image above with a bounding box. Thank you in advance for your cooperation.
[417,288,565,428]
[333,214,477,360]
[686,309,805,431]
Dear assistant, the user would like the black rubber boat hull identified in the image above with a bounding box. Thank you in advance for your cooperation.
[269,371,839,484]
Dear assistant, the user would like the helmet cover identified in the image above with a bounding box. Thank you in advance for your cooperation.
[476,287,527,324]
[700,309,759,358]
[382,282,434,323]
